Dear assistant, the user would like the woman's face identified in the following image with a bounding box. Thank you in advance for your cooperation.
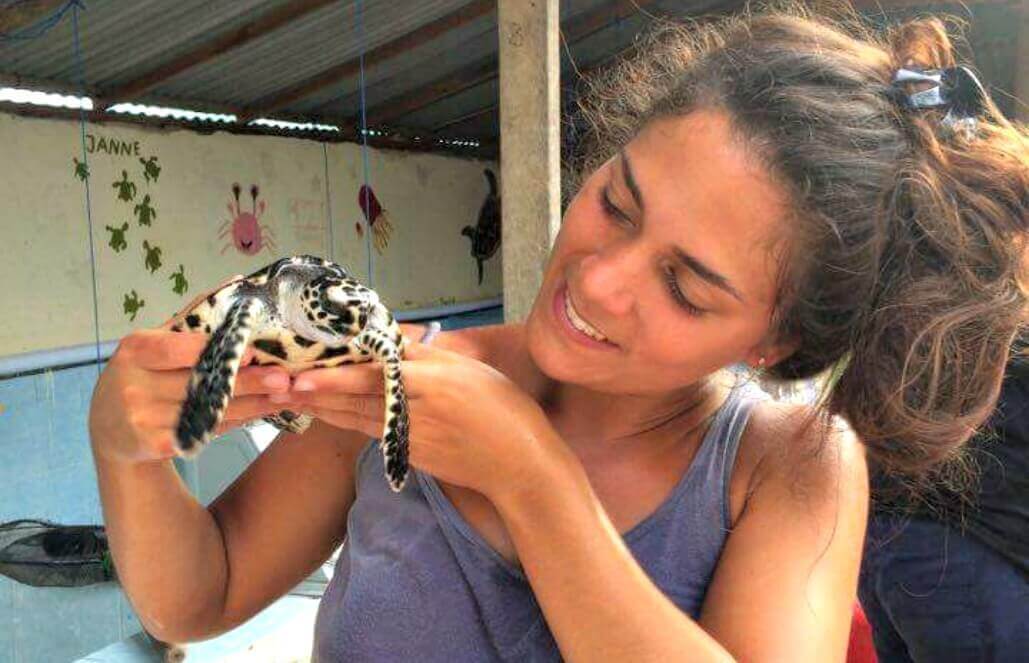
[525,110,792,395]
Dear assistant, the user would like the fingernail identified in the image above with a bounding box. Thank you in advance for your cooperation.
[263,373,289,390]
[269,392,292,403]
[293,379,313,391]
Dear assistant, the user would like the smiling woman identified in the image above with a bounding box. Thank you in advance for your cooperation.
[564,9,1028,480]
[87,3,1028,663]
[530,111,791,395]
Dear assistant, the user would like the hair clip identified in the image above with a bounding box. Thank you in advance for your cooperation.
[892,65,988,138]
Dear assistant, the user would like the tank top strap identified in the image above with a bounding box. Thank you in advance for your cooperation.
[689,378,768,530]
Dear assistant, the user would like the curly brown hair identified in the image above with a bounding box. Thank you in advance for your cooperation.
[566,2,1029,482]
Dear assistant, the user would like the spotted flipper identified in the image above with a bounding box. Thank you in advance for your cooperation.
[175,298,266,457]
[358,328,409,491]
[264,410,313,434]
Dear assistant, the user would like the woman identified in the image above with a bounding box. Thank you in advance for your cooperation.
[88,6,1027,661]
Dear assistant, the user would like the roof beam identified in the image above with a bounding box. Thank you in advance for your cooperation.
[96,0,339,109]
[349,0,664,127]
[238,0,495,123]
[366,55,497,126]
[561,0,665,43]
[432,103,497,132]
[0,0,66,34]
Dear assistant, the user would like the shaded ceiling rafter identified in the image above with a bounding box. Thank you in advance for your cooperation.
[365,54,496,126]
[0,0,67,34]
[350,0,665,128]
[432,102,496,133]
[95,0,340,110]
[237,0,495,124]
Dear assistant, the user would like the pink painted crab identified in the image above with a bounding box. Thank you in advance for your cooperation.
[219,183,277,255]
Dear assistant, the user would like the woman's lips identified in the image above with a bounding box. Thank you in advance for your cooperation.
[552,285,618,350]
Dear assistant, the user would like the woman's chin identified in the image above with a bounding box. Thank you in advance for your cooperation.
[525,311,568,378]
[526,310,598,386]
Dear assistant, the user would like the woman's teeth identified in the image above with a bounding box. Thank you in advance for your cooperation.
[564,292,608,342]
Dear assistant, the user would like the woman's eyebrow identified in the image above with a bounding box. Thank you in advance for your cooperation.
[674,248,744,303]
[619,150,645,211]
[620,150,744,303]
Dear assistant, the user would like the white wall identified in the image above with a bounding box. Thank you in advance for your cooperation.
[0,112,501,356]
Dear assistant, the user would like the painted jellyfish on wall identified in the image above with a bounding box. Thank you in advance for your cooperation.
[357,184,394,255]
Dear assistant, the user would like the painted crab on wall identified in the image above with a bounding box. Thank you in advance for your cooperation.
[219,183,277,255]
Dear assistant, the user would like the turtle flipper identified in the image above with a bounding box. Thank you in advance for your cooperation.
[263,410,313,434]
[175,298,265,457]
[358,328,409,491]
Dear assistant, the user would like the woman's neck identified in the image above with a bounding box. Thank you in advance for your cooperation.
[478,323,729,456]
[541,377,727,454]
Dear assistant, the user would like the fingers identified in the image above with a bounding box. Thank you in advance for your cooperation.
[231,366,291,397]
[117,329,210,371]
[139,365,287,404]
[291,364,385,394]
[117,329,257,372]
[281,391,385,421]
[143,393,286,429]
[132,394,289,451]
[400,341,440,361]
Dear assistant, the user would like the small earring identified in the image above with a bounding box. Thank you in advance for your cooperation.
[749,356,766,382]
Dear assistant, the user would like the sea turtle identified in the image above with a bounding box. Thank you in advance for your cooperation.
[461,168,501,285]
[169,255,411,491]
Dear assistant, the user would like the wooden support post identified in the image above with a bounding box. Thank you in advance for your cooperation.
[498,0,561,323]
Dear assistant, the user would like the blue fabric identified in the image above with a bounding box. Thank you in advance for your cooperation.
[871,359,1029,578]
[313,363,764,661]
[859,514,1029,662]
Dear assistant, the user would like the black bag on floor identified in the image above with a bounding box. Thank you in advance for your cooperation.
[0,519,116,587]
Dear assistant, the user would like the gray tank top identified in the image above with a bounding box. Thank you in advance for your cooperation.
[313,325,763,662]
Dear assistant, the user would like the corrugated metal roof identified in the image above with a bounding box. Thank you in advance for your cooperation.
[0,0,1021,151]
[156,0,478,106]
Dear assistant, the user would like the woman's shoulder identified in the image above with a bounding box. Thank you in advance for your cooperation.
[731,396,868,524]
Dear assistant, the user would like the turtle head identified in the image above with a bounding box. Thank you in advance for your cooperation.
[291,274,377,341]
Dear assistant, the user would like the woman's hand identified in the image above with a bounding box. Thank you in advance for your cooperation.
[280,342,564,500]
[89,280,293,465]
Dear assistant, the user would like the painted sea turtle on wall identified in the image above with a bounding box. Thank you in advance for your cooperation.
[461,169,501,285]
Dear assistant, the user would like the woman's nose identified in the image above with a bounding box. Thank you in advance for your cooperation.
[576,244,642,318]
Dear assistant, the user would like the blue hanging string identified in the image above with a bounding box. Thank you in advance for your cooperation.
[355,0,374,288]
[70,1,103,375]
[0,0,82,41]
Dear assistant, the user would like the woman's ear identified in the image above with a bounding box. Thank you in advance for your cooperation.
[745,335,800,370]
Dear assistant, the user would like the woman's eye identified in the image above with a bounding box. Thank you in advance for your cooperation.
[664,268,704,316]
[599,187,632,226]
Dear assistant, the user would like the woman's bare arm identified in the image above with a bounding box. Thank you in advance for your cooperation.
[698,408,868,661]
[492,404,867,662]
[95,417,368,643]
